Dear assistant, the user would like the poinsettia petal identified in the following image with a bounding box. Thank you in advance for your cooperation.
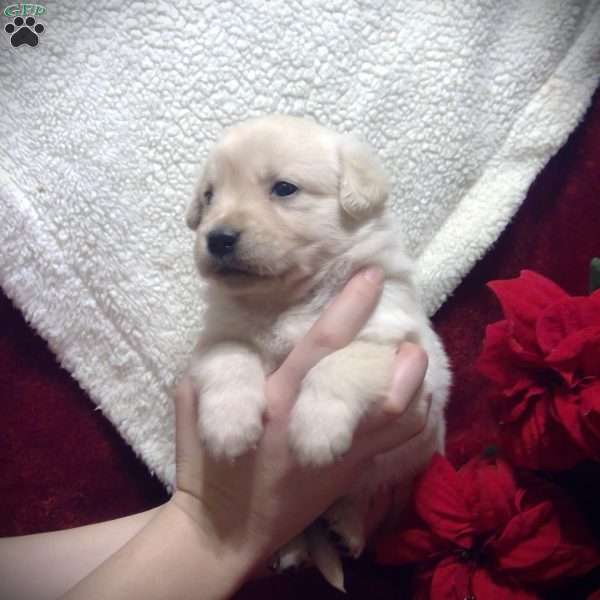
[429,562,542,600]
[537,295,600,356]
[411,569,438,600]
[477,321,521,386]
[413,455,475,547]
[471,568,541,599]
[547,325,600,381]
[429,557,470,600]
[552,391,589,452]
[492,495,600,583]
[507,335,547,366]
[459,456,518,533]
[376,527,447,565]
[579,383,600,460]
[499,394,585,471]
[504,387,546,423]
[488,271,568,353]
[477,321,541,399]
[491,501,555,571]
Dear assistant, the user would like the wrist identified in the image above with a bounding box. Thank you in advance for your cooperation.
[168,490,269,581]
[60,494,264,600]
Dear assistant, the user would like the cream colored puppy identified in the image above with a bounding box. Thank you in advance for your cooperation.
[185,115,451,575]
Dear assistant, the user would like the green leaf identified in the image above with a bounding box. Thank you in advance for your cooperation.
[590,258,600,293]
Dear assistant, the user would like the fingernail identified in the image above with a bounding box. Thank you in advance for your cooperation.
[395,343,428,371]
[362,265,384,285]
[396,342,420,359]
[391,344,428,396]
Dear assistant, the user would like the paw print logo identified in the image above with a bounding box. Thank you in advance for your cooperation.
[4,16,44,47]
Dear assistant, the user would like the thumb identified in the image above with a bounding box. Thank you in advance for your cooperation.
[173,376,203,475]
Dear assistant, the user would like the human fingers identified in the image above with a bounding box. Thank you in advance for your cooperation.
[267,266,384,413]
[367,389,432,457]
[384,344,429,416]
[173,376,203,481]
[354,344,431,457]
[358,343,428,434]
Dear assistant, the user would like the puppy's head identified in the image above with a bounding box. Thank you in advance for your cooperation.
[186,115,389,296]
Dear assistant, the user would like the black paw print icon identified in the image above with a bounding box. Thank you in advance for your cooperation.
[5,16,45,47]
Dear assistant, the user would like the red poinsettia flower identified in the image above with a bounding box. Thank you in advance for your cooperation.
[376,453,600,599]
[476,270,600,470]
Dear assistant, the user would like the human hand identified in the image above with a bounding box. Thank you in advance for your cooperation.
[171,267,430,570]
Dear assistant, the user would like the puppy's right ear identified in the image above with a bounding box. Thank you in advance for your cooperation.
[186,192,203,230]
[186,164,208,230]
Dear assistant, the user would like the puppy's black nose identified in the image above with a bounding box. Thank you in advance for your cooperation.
[207,228,241,258]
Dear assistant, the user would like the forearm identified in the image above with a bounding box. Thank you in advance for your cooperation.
[60,493,264,600]
[0,506,160,600]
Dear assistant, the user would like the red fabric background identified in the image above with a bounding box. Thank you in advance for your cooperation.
[1,90,599,598]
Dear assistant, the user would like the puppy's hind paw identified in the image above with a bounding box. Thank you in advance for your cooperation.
[271,535,310,572]
[322,502,365,559]
[289,398,354,467]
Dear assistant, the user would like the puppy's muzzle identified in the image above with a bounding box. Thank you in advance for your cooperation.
[207,227,241,259]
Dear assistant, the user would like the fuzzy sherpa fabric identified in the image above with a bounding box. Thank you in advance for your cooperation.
[0,0,599,482]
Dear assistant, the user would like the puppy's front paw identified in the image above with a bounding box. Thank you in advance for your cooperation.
[289,390,354,466]
[198,388,265,459]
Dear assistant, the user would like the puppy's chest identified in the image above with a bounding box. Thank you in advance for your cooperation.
[203,298,319,370]
[250,312,316,370]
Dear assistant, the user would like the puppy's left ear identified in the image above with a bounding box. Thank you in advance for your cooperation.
[338,137,389,219]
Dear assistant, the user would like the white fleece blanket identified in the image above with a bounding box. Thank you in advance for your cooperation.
[1,0,599,484]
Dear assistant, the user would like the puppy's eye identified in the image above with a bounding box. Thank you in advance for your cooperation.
[204,187,214,205]
[271,181,298,198]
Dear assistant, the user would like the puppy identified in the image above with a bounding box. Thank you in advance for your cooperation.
[185,114,451,584]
